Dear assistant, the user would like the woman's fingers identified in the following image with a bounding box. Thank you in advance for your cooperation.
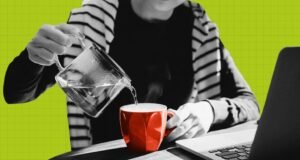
[193,127,206,138]
[167,108,190,129]
[166,115,195,142]
[56,23,81,36]
[31,36,66,54]
[38,24,71,46]
[27,23,83,66]
[166,107,210,142]
[27,46,54,66]
[178,125,204,140]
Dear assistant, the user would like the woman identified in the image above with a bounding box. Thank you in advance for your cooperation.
[4,0,260,150]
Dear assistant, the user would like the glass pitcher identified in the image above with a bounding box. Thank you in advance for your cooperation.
[54,34,132,118]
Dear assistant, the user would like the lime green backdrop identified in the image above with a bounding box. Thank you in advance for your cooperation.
[1,0,300,159]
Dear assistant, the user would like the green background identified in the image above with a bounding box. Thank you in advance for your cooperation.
[1,0,300,159]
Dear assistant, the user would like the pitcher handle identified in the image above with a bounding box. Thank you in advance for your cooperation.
[54,32,86,71]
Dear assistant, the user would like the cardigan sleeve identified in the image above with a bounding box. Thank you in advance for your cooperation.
[189,2,260,129]
[206,46,260,129]
[3,49,58,104]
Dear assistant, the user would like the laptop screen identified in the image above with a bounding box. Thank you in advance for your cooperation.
[249,47,300,159]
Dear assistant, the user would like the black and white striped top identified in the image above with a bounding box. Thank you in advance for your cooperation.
[1,0,259,151]
[58,0,259,150]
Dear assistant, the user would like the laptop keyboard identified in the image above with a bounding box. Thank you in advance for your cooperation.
[208,143,252,160]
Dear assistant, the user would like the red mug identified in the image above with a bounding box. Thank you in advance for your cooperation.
[119,103,173,152]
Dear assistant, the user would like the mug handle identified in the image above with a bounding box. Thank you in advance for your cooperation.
[164,111,175,137]
[54,32,86,71]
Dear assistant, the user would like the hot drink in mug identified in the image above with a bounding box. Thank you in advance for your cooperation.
[119,103,173,152]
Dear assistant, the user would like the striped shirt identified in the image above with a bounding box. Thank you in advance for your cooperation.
[4,0,260,150]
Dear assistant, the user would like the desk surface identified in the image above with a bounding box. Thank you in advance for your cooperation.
[51,121,257,160]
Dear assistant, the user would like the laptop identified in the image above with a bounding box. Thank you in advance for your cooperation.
[176,47,300,160]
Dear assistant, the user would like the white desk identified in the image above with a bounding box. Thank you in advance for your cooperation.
[51,121,257,160]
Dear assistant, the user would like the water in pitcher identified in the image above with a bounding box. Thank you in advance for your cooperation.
[54,36,139,117]
[56,72,138,117]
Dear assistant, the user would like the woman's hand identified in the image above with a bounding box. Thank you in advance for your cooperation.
[166,101,214,142]
[27,24,80,66]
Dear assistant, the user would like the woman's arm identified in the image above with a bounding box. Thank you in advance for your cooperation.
[166,44,260,141]
[166,2,259,141]
[3,49,58,104]
[190,1,260,128]
[207,45,260,129]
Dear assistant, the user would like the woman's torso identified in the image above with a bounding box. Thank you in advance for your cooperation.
[90,0,195,144]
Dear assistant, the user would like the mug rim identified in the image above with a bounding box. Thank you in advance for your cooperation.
[120,103,167,113]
